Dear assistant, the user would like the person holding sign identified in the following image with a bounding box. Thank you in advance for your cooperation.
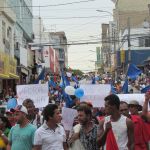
[33,104,67,150]
[98,94,134,150]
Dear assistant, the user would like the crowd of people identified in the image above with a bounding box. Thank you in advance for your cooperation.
[0,69,149,150]
[0,92,149,150]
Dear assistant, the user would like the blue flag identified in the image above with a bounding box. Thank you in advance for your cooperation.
[48,80,56,88]
[61,72,70,87]
[34,68,45,84]
[72,76,79,84]
[92,77,96,84]
[111,84,117,94]
[127,64,142,79]
[62,91,73,108]
[122,79,128,94]
[60,71,72,108]
[141,85,150,93]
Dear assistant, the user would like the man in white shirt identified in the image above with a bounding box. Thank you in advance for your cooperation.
[33,104,68,150]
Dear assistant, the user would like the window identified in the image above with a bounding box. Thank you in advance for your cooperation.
[2,21,6,40]
[145,37,150,47]
[7,26,12,41]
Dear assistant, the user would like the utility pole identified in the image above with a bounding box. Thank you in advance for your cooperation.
[127,17,131,65]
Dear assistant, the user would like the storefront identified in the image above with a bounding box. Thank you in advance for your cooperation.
[0,52,19,96]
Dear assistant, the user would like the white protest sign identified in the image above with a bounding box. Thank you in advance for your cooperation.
[61,107,78,131]
[80,84,111,107]
[17,83,49,108]
[117,94,145,106]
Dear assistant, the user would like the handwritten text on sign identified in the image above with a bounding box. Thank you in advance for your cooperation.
[17,83,49,108]
[61,107,77,131]
[80,84,111,107]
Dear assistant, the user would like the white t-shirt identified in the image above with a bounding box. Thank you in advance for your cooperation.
[34,123,66,150]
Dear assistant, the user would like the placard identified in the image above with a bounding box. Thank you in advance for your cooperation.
[80,84,111,107]
[117,94,145,106]
[61,107,77,131]
[17,83,49,108]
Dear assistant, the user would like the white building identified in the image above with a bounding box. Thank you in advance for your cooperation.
[119,26,150,50]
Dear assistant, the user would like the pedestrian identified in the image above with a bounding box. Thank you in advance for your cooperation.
[127,92,150,150]
[7,105,36,150]
[33,104,67,150]
[69,103,100,150]
[0,116,11,150]
[23,99,43,128]
[98,94,134,150]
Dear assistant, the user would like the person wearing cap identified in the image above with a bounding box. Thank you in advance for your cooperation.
[23,99,43,128]
[120,92,150,150]
[7,105,36,150]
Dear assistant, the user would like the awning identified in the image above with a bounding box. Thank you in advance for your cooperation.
[9,73,19,79]
[0,74,9,79]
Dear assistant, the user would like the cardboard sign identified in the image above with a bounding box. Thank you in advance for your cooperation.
[17,83,49,108]
[61,107,77,131]
[80,84,111,107]
[117,94,145,106]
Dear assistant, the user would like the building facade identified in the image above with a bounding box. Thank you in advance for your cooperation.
[114,0,150,32]
[7,0,34,84]
[0,0,20,92]
[50,32,68,71]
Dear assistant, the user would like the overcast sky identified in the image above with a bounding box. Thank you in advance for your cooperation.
[32,0,114,72]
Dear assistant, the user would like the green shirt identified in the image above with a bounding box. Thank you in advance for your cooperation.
[9,123,36,150]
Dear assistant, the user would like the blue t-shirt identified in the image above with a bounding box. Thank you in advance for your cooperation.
[9,123,36,150]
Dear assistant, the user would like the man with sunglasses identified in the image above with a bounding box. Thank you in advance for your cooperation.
[7,105,36,150]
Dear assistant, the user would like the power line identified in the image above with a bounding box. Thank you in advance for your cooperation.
[1,0,97,8]
[15,15,109,20]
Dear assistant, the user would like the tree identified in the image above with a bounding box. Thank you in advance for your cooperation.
[71,69,84,76]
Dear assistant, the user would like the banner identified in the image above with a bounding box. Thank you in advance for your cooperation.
[17,83,49,108]
[117,94,145,106]
[61,107,77,131]
[80,84,111,107]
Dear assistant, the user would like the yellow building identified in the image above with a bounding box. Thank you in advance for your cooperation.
[0,0,19,93]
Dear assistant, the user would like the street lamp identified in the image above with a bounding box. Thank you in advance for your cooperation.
[96,10,113,16]
[89,50,96,53]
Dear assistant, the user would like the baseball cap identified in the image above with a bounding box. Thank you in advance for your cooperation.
[128,100,142,111]
[11,105,28,115]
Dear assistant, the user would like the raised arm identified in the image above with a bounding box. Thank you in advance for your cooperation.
[141,92,150,122]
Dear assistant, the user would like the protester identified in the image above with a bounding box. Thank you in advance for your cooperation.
[0,116,11,150]
[69,103,100,150]
[33,104,67,150]
[23,99,43,128]
[98,94,134,150]
[120,92,150,150]
[7,105,36,150]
